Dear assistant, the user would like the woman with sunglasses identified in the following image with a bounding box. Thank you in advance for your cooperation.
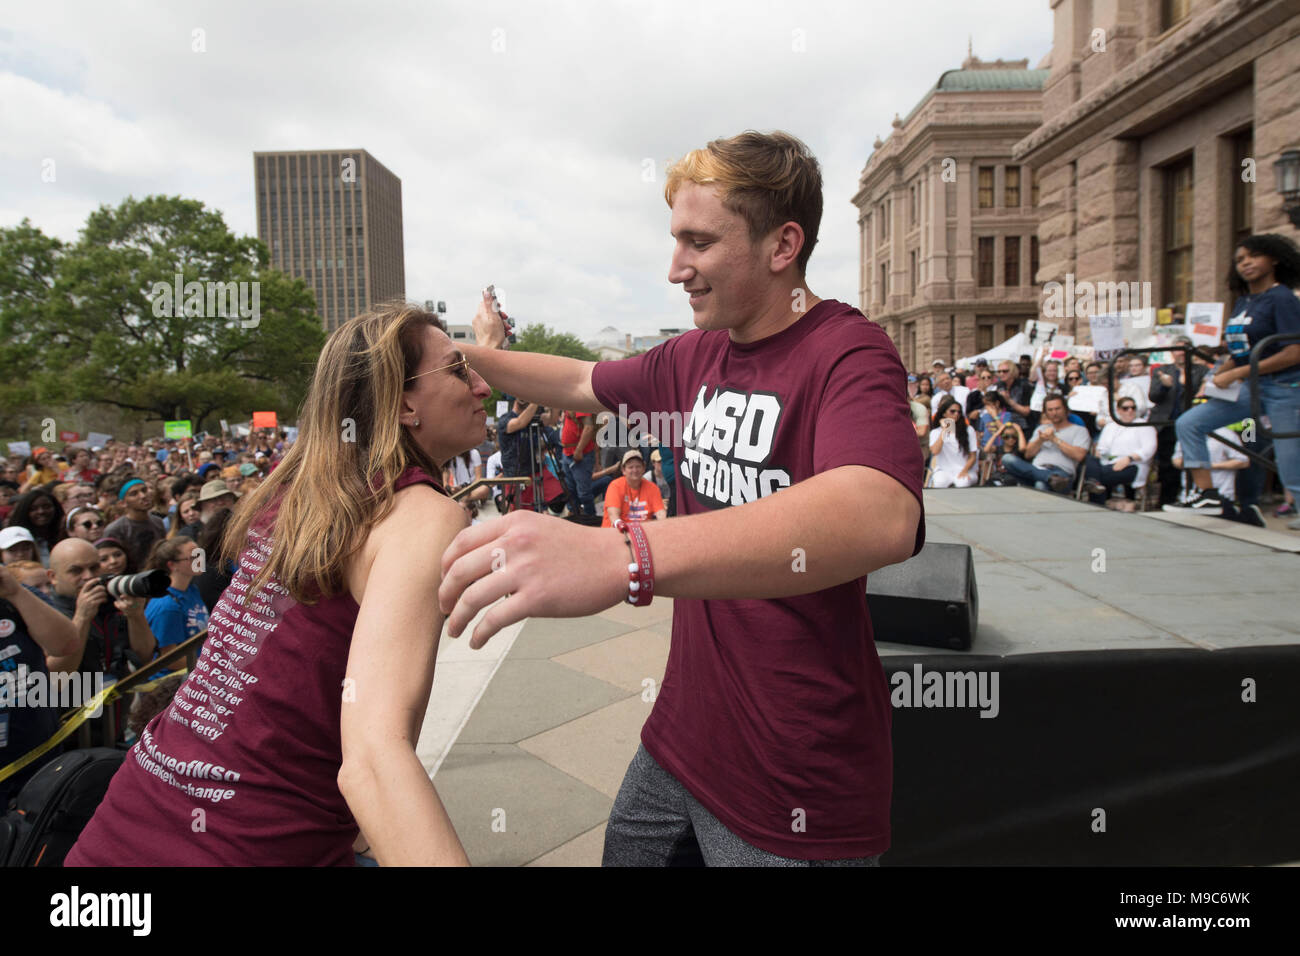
[70,301,491,867]
[929,396,977,488]
[1081,399,1156,505]
[1166,234,1300,518]
[66,506,107,542]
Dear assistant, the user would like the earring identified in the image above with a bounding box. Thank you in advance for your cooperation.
[413,418,420,427]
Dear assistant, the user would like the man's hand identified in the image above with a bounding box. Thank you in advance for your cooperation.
[438,511,628,649]
[472,289,511,350]
[1040,424,1055,442]
[75,580,108,624]
[0,565,20,601]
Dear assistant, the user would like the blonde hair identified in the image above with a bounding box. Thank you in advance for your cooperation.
[222,302,447,604]
[664,130,823,273]
[167,491,201,539]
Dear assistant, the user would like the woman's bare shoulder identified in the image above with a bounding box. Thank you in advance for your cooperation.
[377,482,468,539]
[346,483,468,602]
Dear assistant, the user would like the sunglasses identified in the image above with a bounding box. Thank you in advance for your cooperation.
[77,520,105,530]
[1118,404,1136,411]
[406,353,473,386]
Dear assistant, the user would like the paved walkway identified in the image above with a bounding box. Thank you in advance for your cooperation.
[417,580,672,866]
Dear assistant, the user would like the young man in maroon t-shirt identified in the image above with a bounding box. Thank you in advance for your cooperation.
[441,131,925,865]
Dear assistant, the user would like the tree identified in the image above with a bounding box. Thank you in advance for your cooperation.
[0,220,63,414]
[483,322,599,413]
[510,323,599,362]
[33,196,325,431]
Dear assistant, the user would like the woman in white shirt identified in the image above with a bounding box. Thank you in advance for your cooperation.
[928,396,977,488]
[1080,398,1157,504]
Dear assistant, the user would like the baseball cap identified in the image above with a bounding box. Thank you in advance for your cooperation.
[239,463,258,477]
[620,449,645,470]
[0,526,37,550]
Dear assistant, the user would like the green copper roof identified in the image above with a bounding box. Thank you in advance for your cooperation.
[898,68,1048,127]
[936,68,1049,91]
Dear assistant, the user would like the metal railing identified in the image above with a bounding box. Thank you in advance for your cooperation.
[68,631,206,748]
[1103,341,1285,473]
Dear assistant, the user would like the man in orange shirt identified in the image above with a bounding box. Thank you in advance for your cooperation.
[601,449,667,528]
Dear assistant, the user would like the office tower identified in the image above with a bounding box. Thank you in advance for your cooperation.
[254,149,405,331]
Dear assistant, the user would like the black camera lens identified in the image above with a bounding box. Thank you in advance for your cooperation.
[101,569,171,600]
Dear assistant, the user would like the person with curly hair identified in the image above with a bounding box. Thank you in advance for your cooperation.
[1165,234,1300,522]
[5,487,66,565]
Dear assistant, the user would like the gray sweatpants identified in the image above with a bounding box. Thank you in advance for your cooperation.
[601,745,881,867]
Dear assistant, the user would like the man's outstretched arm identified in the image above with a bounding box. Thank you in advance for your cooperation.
[437,464,921,649]
[462,293,603,413]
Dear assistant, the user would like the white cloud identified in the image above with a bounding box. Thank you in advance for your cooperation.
[0,0,1051,342]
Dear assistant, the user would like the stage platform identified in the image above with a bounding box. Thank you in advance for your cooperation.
[880,487,1299,866]
[881,487,1300,656]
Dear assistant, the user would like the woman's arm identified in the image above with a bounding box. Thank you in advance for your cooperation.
[337,485,472,866]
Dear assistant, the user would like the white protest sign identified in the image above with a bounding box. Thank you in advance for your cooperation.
[7,441,32,457]
[1184,302,1224,347]
[1090,313,1126,361]
[1066,385,1109,415]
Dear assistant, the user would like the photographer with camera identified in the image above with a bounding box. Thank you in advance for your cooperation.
[43,538,158,744]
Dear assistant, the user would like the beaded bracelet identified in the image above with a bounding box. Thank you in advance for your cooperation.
[612,518,654,606]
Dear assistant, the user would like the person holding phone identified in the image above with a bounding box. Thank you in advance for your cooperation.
[442,131,924,867]
[928,396,977,488]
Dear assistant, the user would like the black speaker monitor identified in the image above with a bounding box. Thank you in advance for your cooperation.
[865,542,978,650]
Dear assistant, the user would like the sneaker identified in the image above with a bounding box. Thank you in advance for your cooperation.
[1047,474,1073,493]
[1162,487,1223,515]
[1289,516,1300,531]
[1083,479,1107,497]
[1276,501,1295,517]
[1242,504,1267,528]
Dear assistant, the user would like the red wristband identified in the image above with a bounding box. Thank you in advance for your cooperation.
[613,518,654,606]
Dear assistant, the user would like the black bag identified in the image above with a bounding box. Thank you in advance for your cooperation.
[1,747,124,867]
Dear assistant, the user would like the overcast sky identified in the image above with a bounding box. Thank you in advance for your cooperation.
[1,0,1051,342]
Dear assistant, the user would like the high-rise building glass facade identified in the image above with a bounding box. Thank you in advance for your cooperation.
[253,149,405,332]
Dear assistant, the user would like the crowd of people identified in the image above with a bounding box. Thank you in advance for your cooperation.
[904,327,1296,527]
[0,430,291,801]
[445,400,677,525]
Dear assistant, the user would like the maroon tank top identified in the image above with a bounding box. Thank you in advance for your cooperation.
[67,466,446,866]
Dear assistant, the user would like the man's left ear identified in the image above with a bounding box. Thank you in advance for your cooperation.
[769,222,805,273]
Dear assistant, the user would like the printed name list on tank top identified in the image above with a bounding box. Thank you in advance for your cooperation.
[132,528,296,806]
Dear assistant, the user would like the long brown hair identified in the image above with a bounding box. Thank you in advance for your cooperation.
[222,302,447,604]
